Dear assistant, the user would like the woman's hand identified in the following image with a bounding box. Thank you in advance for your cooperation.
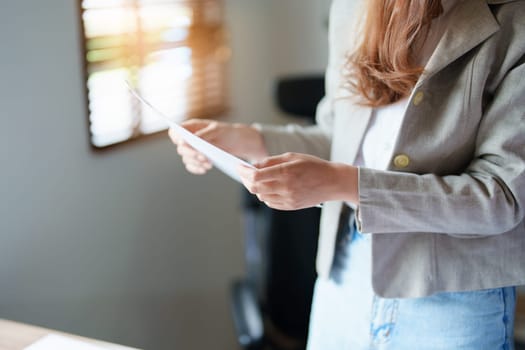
[168,119,267,175]
[238,152,359,210]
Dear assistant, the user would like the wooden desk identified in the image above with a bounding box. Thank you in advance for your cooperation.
[0,320,140,350]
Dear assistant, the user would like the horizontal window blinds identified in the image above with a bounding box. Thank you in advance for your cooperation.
[80,0,229,148]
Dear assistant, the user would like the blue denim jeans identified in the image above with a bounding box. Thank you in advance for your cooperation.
[307,220,517,350]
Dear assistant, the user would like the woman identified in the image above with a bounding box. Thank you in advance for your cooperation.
[170,0,525,348]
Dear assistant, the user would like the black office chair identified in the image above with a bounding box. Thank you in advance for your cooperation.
[230,75,325,350]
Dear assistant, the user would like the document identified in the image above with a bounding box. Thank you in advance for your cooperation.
[126,82,254,183]
[24,334,107,350]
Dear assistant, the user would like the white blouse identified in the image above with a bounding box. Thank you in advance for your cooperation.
[353,98,409,170]
[353,0,459,171]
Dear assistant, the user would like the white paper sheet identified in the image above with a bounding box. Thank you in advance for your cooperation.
[126,82,254,182]
[24,334,108,350]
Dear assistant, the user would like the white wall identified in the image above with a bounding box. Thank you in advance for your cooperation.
[266,0,330,123]
[268,0,330,76]
[0,0,329,349]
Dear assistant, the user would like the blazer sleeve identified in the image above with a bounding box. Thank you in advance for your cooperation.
[357,58,525,236]
[253,96,333,159]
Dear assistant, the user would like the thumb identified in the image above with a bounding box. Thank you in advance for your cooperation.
[254,153,295,168]
[194,122,221,142]
[180,119,213,133]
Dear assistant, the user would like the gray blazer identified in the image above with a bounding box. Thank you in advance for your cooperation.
[258,0,525,298]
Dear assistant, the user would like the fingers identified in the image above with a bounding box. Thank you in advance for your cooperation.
[181,153,212,173]
[237,153,316,210]
[256,194,285,207]
[168,127,181,145]
[239,166,289,201]
[176,141,203,160]
[245,179,284,197]
[182,157,212,174]
[178,142,212,173]
[169,120,215,175]
[185,162,212,175]
[239,154,293,185]
[254,152,295,168]
[169,119,215,145]
[194,121,222,144]
[180,119,214,133]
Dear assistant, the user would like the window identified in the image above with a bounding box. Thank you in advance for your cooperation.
[79,0,229,148]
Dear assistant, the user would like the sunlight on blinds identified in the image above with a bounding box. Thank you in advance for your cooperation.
[80,0,229,148]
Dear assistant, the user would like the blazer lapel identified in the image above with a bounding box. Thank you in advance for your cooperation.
[417,0,501,87]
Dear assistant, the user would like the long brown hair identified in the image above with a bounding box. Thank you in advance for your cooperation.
[346,0,443,107]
